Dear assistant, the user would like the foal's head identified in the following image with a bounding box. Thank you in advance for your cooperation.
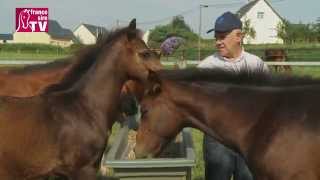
[85,18,158,83]
[135,71,185,158]
[121,49,162,100]
[114,19,159,82]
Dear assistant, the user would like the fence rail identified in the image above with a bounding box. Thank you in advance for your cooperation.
[161,61,320,66]
[0,60,320,66]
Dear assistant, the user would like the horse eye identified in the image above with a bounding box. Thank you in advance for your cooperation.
[140,51,151,59]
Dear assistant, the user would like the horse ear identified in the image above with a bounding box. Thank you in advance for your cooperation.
[127,19,137,41]
[129,18,136,30]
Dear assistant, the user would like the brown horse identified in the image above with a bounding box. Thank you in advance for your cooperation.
[265,48,291,73]
[0,59,73,97]
[0,49,161,98]
[135,69,320,180]
[0,19,154,180]
[120,50,162,101]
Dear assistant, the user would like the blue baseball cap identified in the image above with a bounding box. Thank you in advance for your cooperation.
[207,12,242,33]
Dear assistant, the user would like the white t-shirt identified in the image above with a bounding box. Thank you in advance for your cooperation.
[197,50,270,74]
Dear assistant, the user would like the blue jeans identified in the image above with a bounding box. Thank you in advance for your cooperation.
[203,134,253,180]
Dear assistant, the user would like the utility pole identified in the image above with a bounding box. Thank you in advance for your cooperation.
[116,19,120,28]
[198,4,208,61]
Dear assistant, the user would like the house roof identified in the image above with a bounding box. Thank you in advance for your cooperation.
[79,23,108,38]
[237,0,259,18]
[48,20,74,40]
[0,34,13,40]
[237,0,283,20]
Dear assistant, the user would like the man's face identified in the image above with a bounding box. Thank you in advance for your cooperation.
[214,29,242,58]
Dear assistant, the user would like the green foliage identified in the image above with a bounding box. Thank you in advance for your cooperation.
[277,19,320,44]
[148,16,198,48]
[242,18,256,44]
[276,20,289,43]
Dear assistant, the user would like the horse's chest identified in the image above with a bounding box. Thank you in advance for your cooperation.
[59,128,107,168]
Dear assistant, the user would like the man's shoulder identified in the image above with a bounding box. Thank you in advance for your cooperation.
[243,51,264,62]
[197,53,223,68]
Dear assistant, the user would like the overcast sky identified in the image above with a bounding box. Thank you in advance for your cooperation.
[1,0,319,38]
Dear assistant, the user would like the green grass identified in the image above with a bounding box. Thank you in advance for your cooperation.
[292,67,320,77]
[191,129,204,180]
[271,66,320,78]
[0,51,68,60]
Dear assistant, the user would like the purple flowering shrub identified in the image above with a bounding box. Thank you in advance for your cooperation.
[160,36,185,56]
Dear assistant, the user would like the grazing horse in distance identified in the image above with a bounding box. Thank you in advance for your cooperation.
[265,48,291,73]
[0,19,153,180]
[135,69,320,180]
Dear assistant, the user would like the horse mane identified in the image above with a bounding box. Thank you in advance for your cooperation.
[158,68,320,87]
[9,58,72,75]
[44,27,142,93]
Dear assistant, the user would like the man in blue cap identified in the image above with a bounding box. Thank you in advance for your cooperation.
[198,11,269,180]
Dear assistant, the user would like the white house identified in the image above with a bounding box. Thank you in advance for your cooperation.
[237,0,284,44]
[73,23,108,45]
[142,30,151,45]
[13,20,74,47]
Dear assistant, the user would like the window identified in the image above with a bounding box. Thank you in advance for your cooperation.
[257,12,264,19]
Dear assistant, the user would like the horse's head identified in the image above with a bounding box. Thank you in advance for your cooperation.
[116,19,162,83]
[121,49,162,102]
[134,71,185,158]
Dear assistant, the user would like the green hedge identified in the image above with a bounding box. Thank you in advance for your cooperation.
[0,43,86,54]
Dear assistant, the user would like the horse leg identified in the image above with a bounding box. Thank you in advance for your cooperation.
[284,65,292,73]
[70,166,96,180]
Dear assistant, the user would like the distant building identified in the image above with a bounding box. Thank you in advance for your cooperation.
[0,34,13,44]
[13,20,74,47]
[73,23,108,44]
[237,0,284,44]
[142,30,150,45]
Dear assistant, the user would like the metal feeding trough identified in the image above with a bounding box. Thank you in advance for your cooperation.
[102,125,195,180]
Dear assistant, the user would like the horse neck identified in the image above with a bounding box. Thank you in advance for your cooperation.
[168,81,271,155]
[70,45,127,130]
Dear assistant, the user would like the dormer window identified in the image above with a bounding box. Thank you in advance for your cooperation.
[257,12,264,19]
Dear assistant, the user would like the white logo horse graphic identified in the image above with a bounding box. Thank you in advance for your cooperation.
[16,9,32,32]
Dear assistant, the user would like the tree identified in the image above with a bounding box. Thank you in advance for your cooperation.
[148,16,198,48]
[242,18,256,44]
[315,17,320,41]
[276,20,319,44]
[171,16,192,32]
[277,20,289,43]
